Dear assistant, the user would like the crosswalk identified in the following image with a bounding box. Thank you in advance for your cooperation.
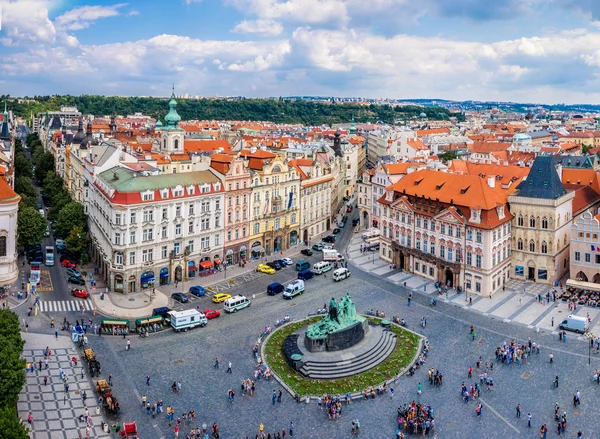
[39,300,93,313]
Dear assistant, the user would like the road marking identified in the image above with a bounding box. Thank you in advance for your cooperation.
[478,397,520,434]
[39,300,93,313]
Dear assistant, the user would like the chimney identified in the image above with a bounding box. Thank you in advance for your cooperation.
[555,163,563,181]
[487,175,495,188]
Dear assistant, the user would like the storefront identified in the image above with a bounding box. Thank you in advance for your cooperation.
[188,260,197,278]
[141,271,154,289]
[199,260,213,275]
[114,274,124,293]
[240,245,247,262]
[159,268,169,286]
[290,231,298,246]
[226,249,234,265]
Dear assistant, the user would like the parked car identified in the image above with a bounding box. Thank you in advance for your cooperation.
[346,206,352,213]
[171,292,189,303]
[67,268,81,278]
[204,309,221,319]
[300,249,313,256]
[332,228,341,235]
[189,286,206,297]
[71,289,89,298]
[268,260,283,270]
[281,257,293,266]
[322,235,336,243]
[212,293,231,303]
[312,243,324,251]
[257,264,275,274]
[61,259,76,268]
[68,276,86,285]
[343,196,350,201]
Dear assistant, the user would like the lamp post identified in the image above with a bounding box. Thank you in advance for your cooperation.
[586,332,596,366]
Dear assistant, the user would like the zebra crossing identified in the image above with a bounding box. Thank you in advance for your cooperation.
[39,300,93,313]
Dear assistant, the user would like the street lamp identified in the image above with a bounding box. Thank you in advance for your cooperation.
[586,332,596,366]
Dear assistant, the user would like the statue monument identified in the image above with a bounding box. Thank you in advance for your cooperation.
[304,293,367,352]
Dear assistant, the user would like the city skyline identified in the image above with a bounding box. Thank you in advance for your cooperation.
[4,1,600,103]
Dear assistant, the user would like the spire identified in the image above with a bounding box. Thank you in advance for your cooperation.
[164,86,181,128]
[349,114,356,136]
[172,83,175,99]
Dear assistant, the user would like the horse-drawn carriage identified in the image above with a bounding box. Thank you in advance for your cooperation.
[95,380,120,414]
[119,422,139,438]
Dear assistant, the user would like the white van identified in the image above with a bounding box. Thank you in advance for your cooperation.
[559,315,587,334]
[283,280,305,299]
[361,229,380,240]
[333,267,351,282]
[223,295,251,313]
[312,261,333,275]
[169,309,207,332]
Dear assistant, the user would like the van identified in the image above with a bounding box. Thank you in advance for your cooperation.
[312,261,333,275]
[333,267,351,282]
[169,309,207,332]
[283,280,305,299]
[297,269,314,281]
[223,295,251,313]
[559,315,587,334]
[296,260,310,271]
[152,307,172,319]
[267,282,285,296]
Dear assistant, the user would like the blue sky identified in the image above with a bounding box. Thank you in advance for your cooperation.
[3,0,600,103]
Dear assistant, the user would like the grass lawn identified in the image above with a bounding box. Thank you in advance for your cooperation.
[263,316,421,397]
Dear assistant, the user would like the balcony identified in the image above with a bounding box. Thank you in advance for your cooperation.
[272,195,282,205]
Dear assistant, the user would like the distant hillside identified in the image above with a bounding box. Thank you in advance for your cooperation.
[3,95,462,126]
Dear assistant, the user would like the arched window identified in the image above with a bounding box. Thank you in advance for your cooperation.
[275,218,281,230]
[529,240,535,252]
[541,241,547,254]
[517,238,523,250]
[253,222,260,234]
[529,217,536,228]
[174,139,179,150]
[291,213,297,224]
[517,215,524,226]
[163,138,166,149]
[0,236,7,257]
[542,217,548,229]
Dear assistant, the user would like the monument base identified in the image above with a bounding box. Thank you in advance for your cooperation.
[304,319,368,352]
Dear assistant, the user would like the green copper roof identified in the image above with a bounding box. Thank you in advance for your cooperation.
[99,167,220,193]
[164,87,182,128]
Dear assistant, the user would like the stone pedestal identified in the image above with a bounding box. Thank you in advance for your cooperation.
[304,319,368,352]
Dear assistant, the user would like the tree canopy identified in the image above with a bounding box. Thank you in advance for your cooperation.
[55,202,86,241]
[17,206,46,247]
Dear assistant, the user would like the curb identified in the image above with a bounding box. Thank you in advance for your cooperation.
[261,315,424,402]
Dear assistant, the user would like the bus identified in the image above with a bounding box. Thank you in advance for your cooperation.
[45,246,54,266]
[29,261,41,286]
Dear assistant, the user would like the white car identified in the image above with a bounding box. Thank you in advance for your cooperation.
[281,258,293,266]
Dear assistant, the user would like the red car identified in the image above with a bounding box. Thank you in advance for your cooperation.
[71,289,89,299]
[204,309,220,320]
[346,206,352,213]
[61,259,76,268]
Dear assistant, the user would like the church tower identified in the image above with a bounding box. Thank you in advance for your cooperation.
[160,86,185,154]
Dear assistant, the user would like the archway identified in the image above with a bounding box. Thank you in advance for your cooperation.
[274,236,282,252]
[290,231,298,246]
[398,253,405,271]
[576,271,589,282]
[128,275,136,293]
[251,241,263,259]
[175,266,182,282]
[594,273,600,284]
[303,229,308,245]
[445,269,453,287]
[326,219,331,231]
[114,275,124,293]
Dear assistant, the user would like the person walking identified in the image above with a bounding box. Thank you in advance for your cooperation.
[146,374,150,386]
[527,413,532,428]
[549,352,553,364]
[554,376,559,388]
[126,339,131,351]
[277,389,282,403]
[516,404,521,418]
[289,421,294,437]
[272,390,277,405]
[226,361,232,373]
[214,358,219,369]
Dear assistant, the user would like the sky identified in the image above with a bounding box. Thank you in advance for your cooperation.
[4,0,600,103]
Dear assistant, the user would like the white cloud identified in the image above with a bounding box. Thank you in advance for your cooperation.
[183,0,203,4]
[227,0,346,24]
[0,0,56,46]
[55,3,128,31]
[232,19,283,35]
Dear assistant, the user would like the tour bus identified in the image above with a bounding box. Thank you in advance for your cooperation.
[223,295,251,313]
[169,309,207,332]
[45,246,54,267]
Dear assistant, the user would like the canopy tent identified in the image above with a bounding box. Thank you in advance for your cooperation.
[566,279,600,292]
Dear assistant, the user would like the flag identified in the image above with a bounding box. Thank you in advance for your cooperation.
[264,197,269,214]
[288,191,294,209]
[593,245,596,251]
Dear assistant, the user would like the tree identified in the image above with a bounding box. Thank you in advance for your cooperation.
[56,202,86,239]
[0,310,26,408]
[66,225,88,256]
[17,206,47,247]
[582,143,593,155]
[14,176,36,199]
[0,405,29,439]
[34,153,55,182]
[13,153,31,179]
[438,151,458,163]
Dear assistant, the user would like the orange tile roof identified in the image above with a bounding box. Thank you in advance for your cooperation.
[407,138,428,151]
[468,142,511,153]
[416,128,450,137]
[562,169,600,195]
[0,177,20,204]
[564,184,600,216]
[184,139,231,154]
[384,163,421,175]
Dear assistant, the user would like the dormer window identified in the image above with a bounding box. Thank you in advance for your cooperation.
[173,188,183,197]
[200,184,210,193]
[385,190,394,202]
[142,191,154,201]
[497,205,505,220]
[161,189,169,199]
[187,185,195,195]
[470,208,481,224]
[214,182,221,191]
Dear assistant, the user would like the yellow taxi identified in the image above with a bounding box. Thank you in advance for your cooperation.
[257,264,275,275]
[212,293,232,303]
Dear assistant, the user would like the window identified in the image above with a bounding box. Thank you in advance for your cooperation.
[129,231,136,244]
[575,251,580,262]
[215,234,220,246]
[202,202,209,213]
[476,231,482,243]
[422,264,426,274]
[175,224,181,236]
[114,232,121,245]
[142,249,153,262]
[115,252,123,265]
[429,267,434,276]
[476,282,481,292]
[115,213,122,225]
[201,218,209,230]
[596,254,600,264]
[188,221,194,233]
[416,238,421,251]
[142,228,153,241]
[529,217,535,228]
[142,192,154,201]
[130,212,137,224]
[200,237,209,249]
[188,240,194,252]
[585,253,591,263]
[455,228,460,238]
[448,225,453,236]
[430,221,435,231]
[476,254,482,268]
[423,220,428,229]
[517,239,523,250]
[253,223,260,234]
[455,249,460,263]
[174,242,180,255]
[440,246,445,259]
[291,213,297,224]
[275,218,281,230]
[448,248,453,262]
[175,206,181,217]
[529,240,535,252]
[416,218,421,228]
[228,212,232,222]
[227,231,232,241]
[143,210,153,222]
[243,228,246,237]
[541,241,547,254]
[517,215,523,226]
[188,204,195,216]
[161,226,167,239]
[466,252,472,266]
[467,229,473,241]
[415,262,420,271]
[440,224,446,235]
[162,208,168,220]
[173,188,183,197]
[215,216,220,228]
[161,246,167,259]
[129,251,135,265]
[542,217,548,229]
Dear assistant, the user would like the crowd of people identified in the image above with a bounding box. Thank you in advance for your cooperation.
[396,402,435,436]
[495,338,540,366]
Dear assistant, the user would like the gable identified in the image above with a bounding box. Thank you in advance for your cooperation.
[434,208,464,224]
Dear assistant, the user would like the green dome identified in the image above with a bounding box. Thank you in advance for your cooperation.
[156,120,163,127]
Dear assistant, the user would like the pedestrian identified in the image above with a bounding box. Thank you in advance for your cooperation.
[527,413,532,428]
[289,421,294,437]
[277,389,282,403]
[146,374,150,386]
[551,316,554,327]
[126,339,131,351]
[44,375,47,386]
[576,390,581,405]
[272,390,277,405]
[226,361,232,373]
[549,352,553,363]
[214,358,219,369]
[516,404,521,418]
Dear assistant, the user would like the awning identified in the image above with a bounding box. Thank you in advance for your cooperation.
[188,265,197,271]
[141,271,154,282]
[226,249,234,255]
[159,268,169,278]
[240,245,247,251]
[199,261,213,269]
[214,259,221,265]
[101,319,130,326]
[251,245,264,253]
[566,279,600,292]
